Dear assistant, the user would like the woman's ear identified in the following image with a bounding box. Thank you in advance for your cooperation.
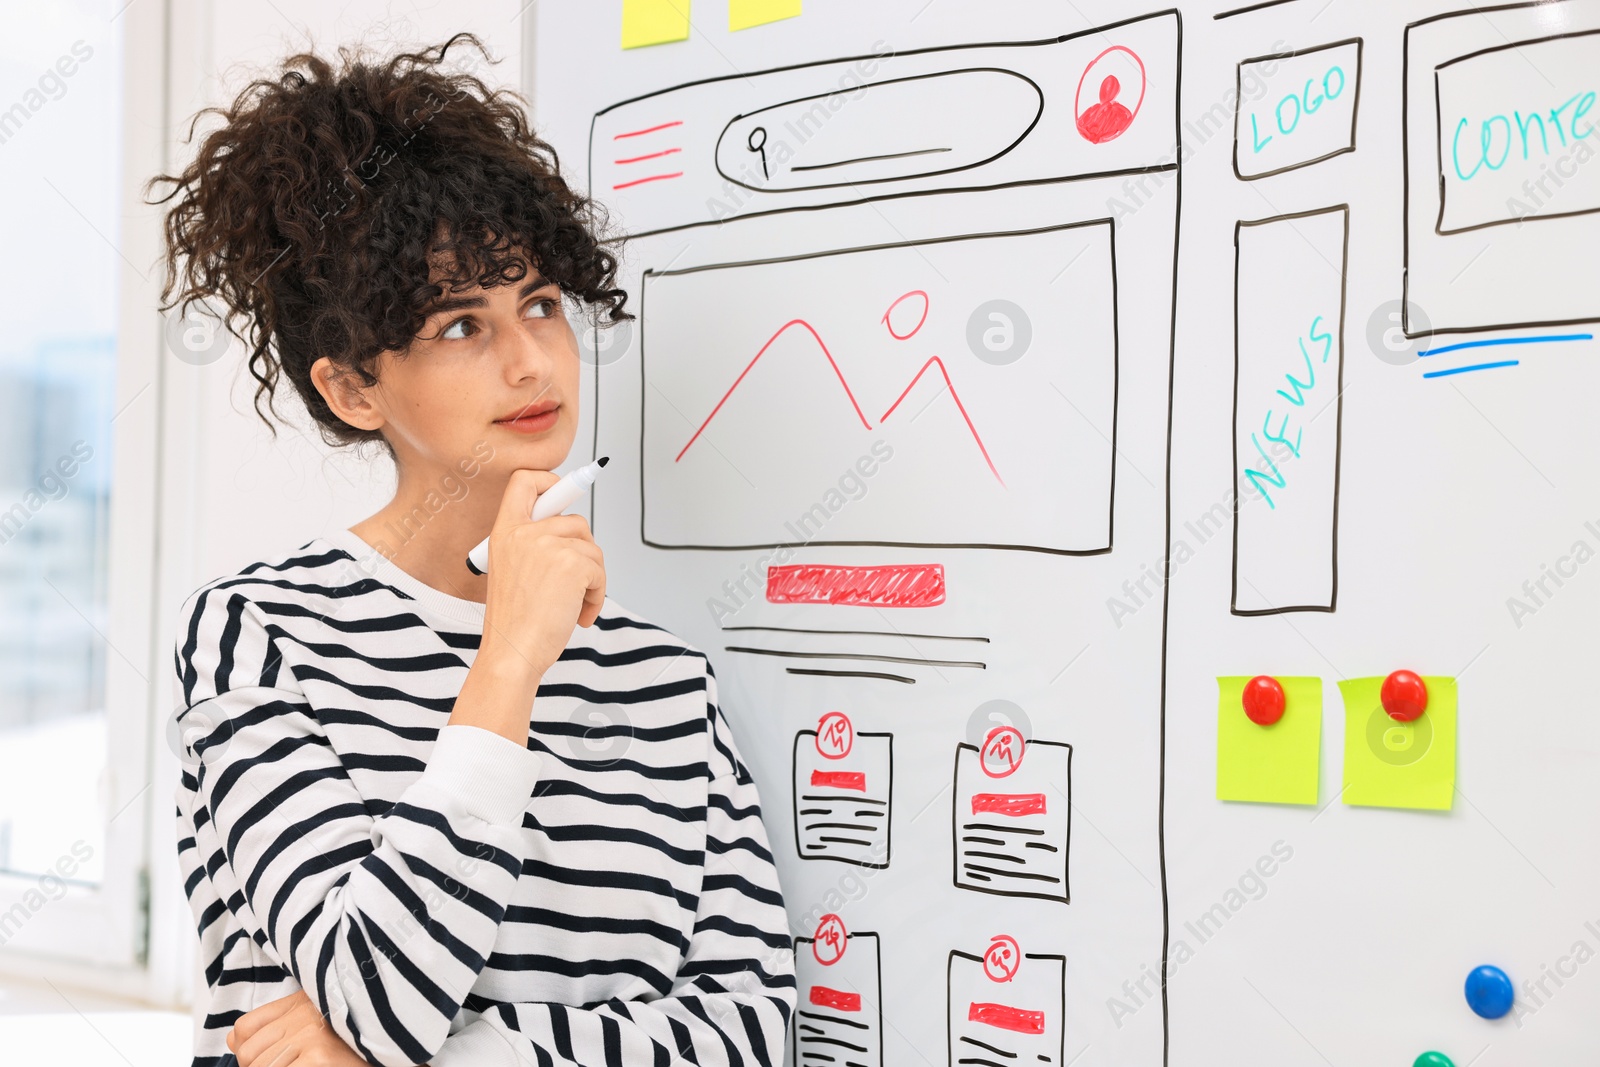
[310,355,385,431]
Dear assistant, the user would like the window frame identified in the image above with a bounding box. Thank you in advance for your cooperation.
[0,0,177,1002]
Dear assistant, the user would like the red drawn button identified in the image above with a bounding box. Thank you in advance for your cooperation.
[816,712,854,760]
[982,935,1021,983]
[980,726,1025,779]
[1381,670,1428,722]
[1242,675,1285,726]
[812,913,848,966]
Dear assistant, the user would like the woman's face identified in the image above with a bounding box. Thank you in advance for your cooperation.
[334,252,583,479]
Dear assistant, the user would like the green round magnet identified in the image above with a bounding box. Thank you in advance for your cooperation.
[1413,1053,1454,1067]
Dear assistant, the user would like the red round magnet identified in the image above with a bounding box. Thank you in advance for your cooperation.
[1241,675,1285,725]
[1381,670,1428,722]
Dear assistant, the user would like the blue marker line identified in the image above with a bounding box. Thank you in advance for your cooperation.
[1422,359,1520,378]
[1417,333,1592,358]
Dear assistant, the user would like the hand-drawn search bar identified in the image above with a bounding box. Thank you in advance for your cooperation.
[714,68,1044,192]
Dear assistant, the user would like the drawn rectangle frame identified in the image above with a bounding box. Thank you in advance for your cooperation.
[793,728,894,869]
[1230,204,1348,616]
[950,739,1072,903]
[1402,1,1600,336]
[1431,27,1600,236]
[1232,37,1363,181]
[637,219,1121,556]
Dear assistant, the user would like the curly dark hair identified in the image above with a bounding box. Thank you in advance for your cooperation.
[144,31,632,457]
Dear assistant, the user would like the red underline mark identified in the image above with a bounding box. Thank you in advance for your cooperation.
[810,769,867,791]
[810,986,863,1011]
[768,564,946,608]
[612,172,683,190]
[675,318,873,462]
[971,793,1048,817]
[968,1002,1046,1034]
[615,147,683,165]
[879,356,1005,486]
[614,119,683,139]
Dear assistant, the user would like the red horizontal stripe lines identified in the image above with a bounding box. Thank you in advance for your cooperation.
[968,1002,1046,1034]
[810,770,866,791]
[809,986,862,1011]
[971,793,1047,816]
[610,120,683,190]
[767,564,945,608]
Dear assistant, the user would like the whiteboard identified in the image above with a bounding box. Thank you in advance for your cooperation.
[533,2,1600,1063]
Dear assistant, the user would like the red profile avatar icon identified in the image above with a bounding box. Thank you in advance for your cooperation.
[1074,46,1146,144]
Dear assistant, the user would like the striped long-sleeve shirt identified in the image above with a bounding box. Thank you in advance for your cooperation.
[170,527,795,1067]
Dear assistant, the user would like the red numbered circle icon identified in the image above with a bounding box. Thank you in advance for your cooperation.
[1074,46,1147,144]
[816,712,854,760]
[812,913,848,966]
[980,725,1025,778]
[983,935,1021,982]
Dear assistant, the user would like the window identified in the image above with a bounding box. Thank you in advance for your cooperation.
[0,0,141,970]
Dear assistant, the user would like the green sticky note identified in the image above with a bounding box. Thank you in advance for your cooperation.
[622,0,691,49]
[1339,676,1457,810]
[1216,677,1321,805]
[730,0,801,30]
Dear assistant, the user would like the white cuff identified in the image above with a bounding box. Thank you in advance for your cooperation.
[430,1017,528,1067]
[421,724,542,824]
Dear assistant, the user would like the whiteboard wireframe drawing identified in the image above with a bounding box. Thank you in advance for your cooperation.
[794,712,894,867]
[952,735,1072,902]
[797,917,885,1067]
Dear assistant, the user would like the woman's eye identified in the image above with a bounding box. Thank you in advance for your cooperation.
[526,296,560,320]
[440,317,476,340]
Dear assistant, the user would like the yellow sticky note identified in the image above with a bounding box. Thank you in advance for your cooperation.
[730,0,801,31]
[1339,676,1457,810]
[1216,677,1321,805]
[622,0,691,49]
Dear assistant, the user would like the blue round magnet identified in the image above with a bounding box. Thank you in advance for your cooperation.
[1464,964,1514,1019]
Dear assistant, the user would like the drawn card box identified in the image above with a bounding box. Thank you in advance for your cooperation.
[795,713,893,868]
[952,734,1071,902]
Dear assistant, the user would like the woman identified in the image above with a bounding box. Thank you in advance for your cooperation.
[148,32,796,1067]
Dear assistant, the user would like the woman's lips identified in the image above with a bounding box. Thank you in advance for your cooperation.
[494,407,559,434]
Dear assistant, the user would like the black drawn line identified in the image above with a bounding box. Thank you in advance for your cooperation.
[791,147,954,172]
[729,625,990,643]
[800,1037,869,1052]
[1214,0,1302,18]
[799,1010,869,1030]
[962,864,1062,882]
[802,795,887,804]
[786,668,917,684]
[966,850,1027,865]
[731,646,986,668]
[960,1037,1017,1058]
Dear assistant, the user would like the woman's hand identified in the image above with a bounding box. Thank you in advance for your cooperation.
[226,989,380,1066]
[478,468,607,684]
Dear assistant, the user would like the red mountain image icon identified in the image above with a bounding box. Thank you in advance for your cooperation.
[674,317,1004,485]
